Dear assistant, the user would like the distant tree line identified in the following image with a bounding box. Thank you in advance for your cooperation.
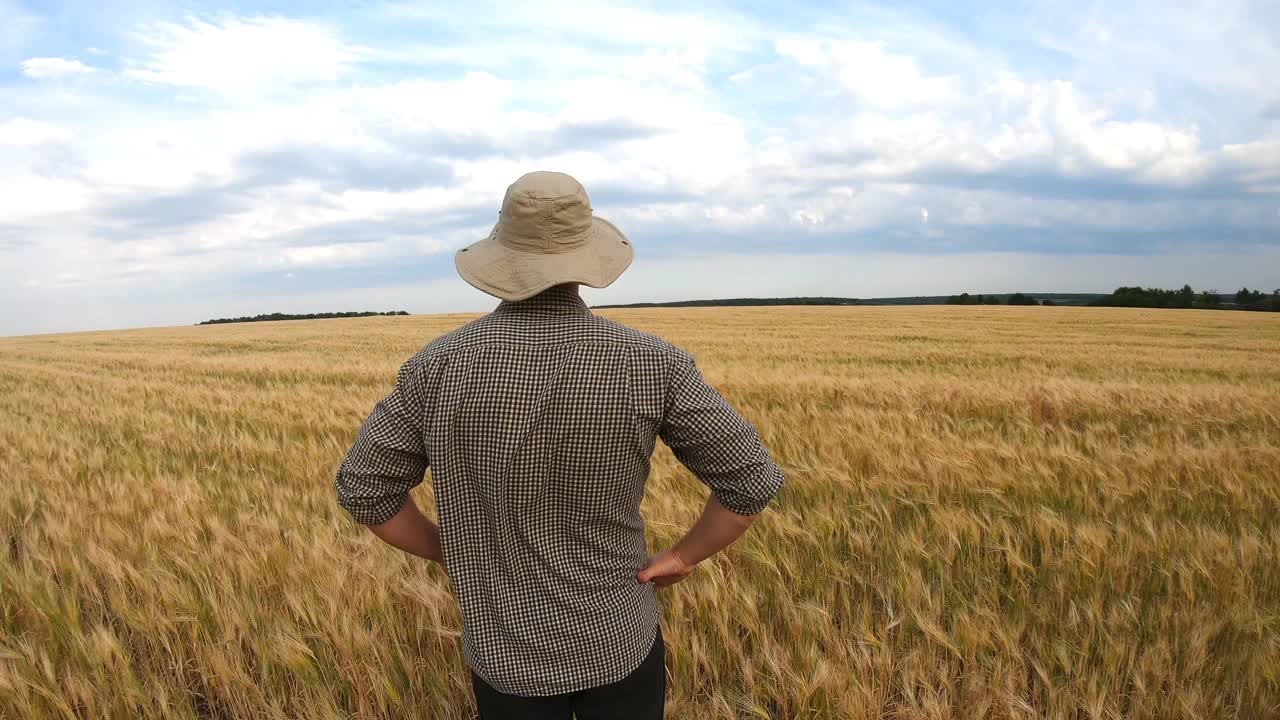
[198,311,410,325]
[595,297,863,308]
[594,294,1106,309]
[1229,287,1280,311]
[944,287,1280,310]
[946,292,1043,305]
[1088,286,1280,311]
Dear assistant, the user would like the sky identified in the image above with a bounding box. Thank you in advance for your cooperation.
[1,0,1278,335]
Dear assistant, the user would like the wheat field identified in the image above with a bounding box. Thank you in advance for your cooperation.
[1,306,1278,719]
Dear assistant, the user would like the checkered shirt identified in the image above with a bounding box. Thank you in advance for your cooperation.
[334,284,785,696]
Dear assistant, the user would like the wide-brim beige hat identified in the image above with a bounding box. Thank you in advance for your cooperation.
[455,171,634,301]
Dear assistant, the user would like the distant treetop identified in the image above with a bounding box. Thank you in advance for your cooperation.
[1089,286,1278,311]
[938,286,1279,311]
[198,311,410,325]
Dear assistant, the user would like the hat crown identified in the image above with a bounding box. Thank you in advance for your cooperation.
[497,171,593,253]
[455,169,633,302]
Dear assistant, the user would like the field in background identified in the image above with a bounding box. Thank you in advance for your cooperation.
[1,306,1278,719]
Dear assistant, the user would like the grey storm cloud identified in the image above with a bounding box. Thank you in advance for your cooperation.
[794,140,1271,205]
[390,117,667,159]
[96,144,459,240]
[103,181,250,234]
[586,184,700,208]
[237,146,454,193]
[265,209,494,249]
[545,118,666,149]
[0,224,32,251]
[902,168,1242,203]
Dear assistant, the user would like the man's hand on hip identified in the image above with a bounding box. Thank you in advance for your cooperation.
[636,549,695,588]
[637,494,760,589]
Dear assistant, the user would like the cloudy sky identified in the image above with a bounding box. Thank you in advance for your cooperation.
[2,0,1278,334]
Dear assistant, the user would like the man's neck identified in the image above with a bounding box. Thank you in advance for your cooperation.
[493,283,589,316]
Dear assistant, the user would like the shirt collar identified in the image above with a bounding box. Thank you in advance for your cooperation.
[493,284,592,317]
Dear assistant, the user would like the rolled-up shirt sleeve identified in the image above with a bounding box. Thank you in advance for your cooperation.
[335,352,434,526]
[658,355,785,516]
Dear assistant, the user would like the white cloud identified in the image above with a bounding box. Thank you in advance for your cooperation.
[1222,139,1280,185]
[279,243,372,267]
[775,37,957,108]
[346,72,514,137]
[21,56,96,79]
[126,16,358,92]
[756,71,1215,191]
[0,175,90,220]
[0,117,72,145]
[1030,81,1204,180]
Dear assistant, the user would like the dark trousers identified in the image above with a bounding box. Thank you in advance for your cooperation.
[470,626,665,719]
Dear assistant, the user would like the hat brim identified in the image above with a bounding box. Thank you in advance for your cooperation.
[455,216,634,301]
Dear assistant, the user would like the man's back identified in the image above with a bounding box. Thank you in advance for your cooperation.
[335,171,782,716]
[336,284,784,696]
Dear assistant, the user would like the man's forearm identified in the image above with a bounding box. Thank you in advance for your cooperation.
[367,496,444,564]
[670,494,757,567]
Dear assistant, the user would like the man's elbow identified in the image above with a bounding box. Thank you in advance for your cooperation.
[339,501,403,528]
[706,493,757,529]
[711,483,780,521]
[727,463,785,516]
[335,478,406,527]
